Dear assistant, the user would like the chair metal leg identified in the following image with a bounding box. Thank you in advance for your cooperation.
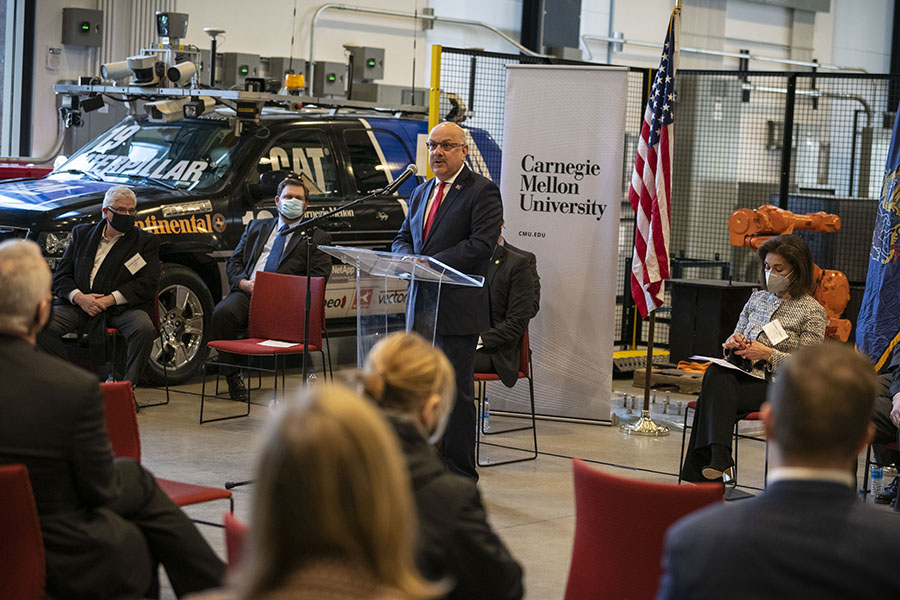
[324,330,334,381]
[476,375,539,467]
[861,444,873,501]
[200,360,251,424]
[137,329,170,410]
[677,404,691,484]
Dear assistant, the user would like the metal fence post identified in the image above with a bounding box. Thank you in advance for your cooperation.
[779,74,797,209]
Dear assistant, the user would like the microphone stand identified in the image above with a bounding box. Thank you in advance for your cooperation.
[225,183,404,491]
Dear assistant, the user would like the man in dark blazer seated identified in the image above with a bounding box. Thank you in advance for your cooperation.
[657,342,900,600]
[37,185,160,384]
[211,175,332,400]
[474,230,539,385]
[870,343,900,506]
[393,121,503,479]
[0,239,224,599]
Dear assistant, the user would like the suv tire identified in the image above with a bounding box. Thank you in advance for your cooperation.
[145,264,214,385]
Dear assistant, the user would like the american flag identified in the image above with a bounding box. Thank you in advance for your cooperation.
[629,10,679,319]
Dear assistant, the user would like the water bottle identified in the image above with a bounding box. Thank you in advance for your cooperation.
[307,369,317,385]
[105,373,115,383]
[482,398,491,432]
[872,466,885,497]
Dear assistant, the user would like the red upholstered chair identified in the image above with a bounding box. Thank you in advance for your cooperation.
[564,459,723,600]
[861,441,899,501]
[101,382,233,527]
[224,512,250,571]
[201,272,327,424]
[474,329,537,467]
[106,290,170,409]
[677,400,769,488]
[0,464,45,600]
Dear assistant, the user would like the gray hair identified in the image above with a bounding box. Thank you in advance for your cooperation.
[103,185,136,209]
[0,240,52,334]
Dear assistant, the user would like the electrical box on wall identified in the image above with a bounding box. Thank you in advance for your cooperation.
[345,46,384,82]
[62,8,102,47]
[312,61,346,96]
[220,53,260,88]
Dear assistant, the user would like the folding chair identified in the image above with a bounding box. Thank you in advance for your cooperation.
[200,272,328,424]
[564,459,723,600]
[101,381,233,527]
[475,329,538,467]
[678,400,769,489]
[0,464,45,600]
[107,290,169,409]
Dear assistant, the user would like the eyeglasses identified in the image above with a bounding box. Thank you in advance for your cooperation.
[425,141,465,152]
[108,206,137,216]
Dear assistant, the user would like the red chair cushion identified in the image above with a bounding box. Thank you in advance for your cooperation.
[224,512,249,571]
[473,373,501,382]
[100,382,142,461]
[208,338,319,355]
[249,273,324,345]
[156,478,232,508]
[0,464,45,600]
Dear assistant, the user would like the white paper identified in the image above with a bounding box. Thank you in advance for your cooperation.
[762,319,788,345]
[689,355,767,380]
[257,340,299,348]
[124,253,147,275]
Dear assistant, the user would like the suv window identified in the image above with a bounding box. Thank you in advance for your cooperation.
[257,128,339,197]
[343,129,390,194]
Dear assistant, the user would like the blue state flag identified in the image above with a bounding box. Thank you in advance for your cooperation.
[857,102,900,370]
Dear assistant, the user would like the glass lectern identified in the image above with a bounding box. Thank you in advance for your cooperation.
[319,246,484,367]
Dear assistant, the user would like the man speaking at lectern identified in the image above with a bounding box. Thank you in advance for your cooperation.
[393,122,503,479]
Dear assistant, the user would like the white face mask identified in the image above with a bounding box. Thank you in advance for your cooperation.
[278,197,305,220]
[766,270,792,295]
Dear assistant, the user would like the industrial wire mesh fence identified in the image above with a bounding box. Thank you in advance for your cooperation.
[438,46,898,350]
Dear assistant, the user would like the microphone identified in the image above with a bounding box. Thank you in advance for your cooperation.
[381,164,418,196]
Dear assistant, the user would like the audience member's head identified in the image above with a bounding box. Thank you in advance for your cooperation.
[764,342,877,469]
[0,239,52,341]
[361,332,455,443]
[757,234,815,297]
[241,383,435,599]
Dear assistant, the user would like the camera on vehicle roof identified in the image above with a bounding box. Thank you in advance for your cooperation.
[144,98,188,123]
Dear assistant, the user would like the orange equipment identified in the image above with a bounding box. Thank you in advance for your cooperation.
[728,204,851,342]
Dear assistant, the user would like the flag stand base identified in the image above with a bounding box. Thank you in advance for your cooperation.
[621,409,671,436]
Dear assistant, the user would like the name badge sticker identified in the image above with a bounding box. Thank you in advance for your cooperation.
[762,319,789,346]
[124,253,147,275]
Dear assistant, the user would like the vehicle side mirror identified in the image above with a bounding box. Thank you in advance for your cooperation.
[248,169,291,201]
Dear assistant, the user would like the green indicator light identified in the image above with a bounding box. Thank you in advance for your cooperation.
[327,74,336,82]
[81,22,90,31]
[367,58,376,67]
[240,67,249,74]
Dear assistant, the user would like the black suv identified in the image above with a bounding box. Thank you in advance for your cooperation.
[0,108,501,383]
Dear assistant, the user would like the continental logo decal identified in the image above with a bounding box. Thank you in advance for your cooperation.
[135,213,227,235]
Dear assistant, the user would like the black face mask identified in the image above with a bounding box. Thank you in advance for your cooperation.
[108,209,135,233]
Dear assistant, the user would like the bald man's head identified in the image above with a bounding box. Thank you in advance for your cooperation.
[427,122,468,180]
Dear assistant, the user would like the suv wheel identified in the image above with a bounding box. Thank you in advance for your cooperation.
[146,264,214,385]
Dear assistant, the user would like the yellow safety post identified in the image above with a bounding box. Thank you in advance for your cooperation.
[427,45,442,179]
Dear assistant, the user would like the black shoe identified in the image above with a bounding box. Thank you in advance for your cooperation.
[701,445,734,481]
[875,476,898,505]
[225,373,248,401]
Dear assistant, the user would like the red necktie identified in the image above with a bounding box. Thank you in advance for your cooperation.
[423,181,446,239]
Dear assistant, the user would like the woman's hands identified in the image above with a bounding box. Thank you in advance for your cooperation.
[734,340,774,362]
[723,333,750,351]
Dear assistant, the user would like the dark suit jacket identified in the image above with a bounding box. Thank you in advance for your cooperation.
[0,335,152,599]
[386,413,524,600]
[657,479,900,599]
[480,243,536,386]
[53,221,161,318]
[226,218,333,289]
[506,241,540,317]
[392,165,503,335]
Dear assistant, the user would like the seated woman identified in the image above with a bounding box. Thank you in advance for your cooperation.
[681,234,827,482]
[361,332,524,600]
[235,383,439,600]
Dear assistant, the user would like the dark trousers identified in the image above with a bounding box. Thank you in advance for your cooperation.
[872,395,900,464]
[209,290,251,377]
[37,304,155,384]
[474,348,495,374]
[44,459,225,599]
[436,333,479,481]
[681,364,768,482]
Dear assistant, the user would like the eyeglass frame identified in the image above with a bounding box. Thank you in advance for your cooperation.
[425,141,466,152]
[106,205,138,216]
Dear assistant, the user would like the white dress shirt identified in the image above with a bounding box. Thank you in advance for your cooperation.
[68,231,127,305]
[767,466,856,489]
[423,163,466,233]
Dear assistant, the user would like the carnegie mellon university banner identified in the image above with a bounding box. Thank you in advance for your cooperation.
[493,65,627,420]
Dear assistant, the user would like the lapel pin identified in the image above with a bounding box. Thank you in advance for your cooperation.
[495,259,500,264]
[455,184,462,190]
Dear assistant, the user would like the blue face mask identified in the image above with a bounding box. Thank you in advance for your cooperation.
[278,197,305,220]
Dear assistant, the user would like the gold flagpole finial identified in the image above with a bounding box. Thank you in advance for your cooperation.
[675,0,682,12]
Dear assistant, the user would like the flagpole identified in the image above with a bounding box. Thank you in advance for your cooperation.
[621,311,670,436]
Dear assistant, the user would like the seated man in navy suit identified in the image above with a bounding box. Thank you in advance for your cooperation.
[210,176,332,400]
[657,342,900,599]
[474,227,539,386]
[870,344,900,506]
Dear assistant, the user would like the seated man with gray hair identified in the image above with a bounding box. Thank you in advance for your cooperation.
[37,185,160,383]
[657,342,900,599]
[0,239,224,598]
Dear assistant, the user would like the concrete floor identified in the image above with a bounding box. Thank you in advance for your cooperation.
[133,372,875,600]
